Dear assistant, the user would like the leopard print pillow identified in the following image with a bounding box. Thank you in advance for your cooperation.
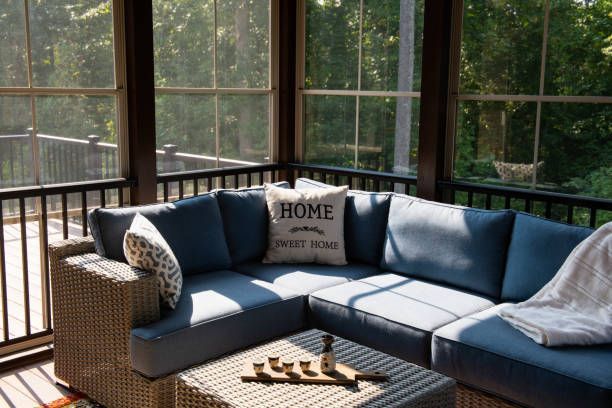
[123,213,182,309]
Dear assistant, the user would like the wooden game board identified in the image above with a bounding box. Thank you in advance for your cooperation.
[240,361,387,385]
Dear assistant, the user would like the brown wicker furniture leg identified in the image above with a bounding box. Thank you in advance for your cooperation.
[175,329,456,408]
[49,237,175,408]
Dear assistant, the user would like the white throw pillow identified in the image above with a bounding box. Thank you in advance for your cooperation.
[263,183,348,265]
[123,213,183,309]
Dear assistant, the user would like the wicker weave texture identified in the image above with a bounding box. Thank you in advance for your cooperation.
[50,237,175,408]
[176,329,456,408]
[456,384,522,408]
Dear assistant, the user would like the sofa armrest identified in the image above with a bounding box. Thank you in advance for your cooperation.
[49,235,96,259]
[49,237,160,387]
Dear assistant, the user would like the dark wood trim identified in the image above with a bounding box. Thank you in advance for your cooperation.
[277,0,297,185]
[157,164,282,184]
[444,0,464,181]
[416,0,455,201]
[124,0,157,204]
[288,164,417,186]
[0,347,53,374]
[0,179,136,201]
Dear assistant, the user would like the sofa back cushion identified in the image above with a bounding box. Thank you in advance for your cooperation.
[88,192,232,275]
[381,195,515,298]
[345,191,391,265]
[217,182,289,265]
[501,213,593,302]
[294,178,391,265]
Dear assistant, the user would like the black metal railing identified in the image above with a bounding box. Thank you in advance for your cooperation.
[0,132,260,194]
[1,161,610,359]
[0,178,135,356]
[0,132,119,189]
[156,164,282,202]
[438,180,612,228]
[287,164,610,228]
[288,163,418,195]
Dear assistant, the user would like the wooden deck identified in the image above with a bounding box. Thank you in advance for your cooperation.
[0,358,68,407]
[1,219,82,342]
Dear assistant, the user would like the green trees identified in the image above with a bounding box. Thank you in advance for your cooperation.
[455,0,611,200]
[0,0,609,202]
[153,0,271,167]
[303,0,424,174]
[0,0,118,186]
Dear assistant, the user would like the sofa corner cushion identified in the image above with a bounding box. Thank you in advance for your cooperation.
[294,178,392,265]
[308,273,495,367]
[216,182,289,265]
[381,195,515,298]
[233,261,381,295]
[501,212,593,301]
[88,193,231,275]
[344,191,391,265]
[432,304,612,408]
[130,270,305,378]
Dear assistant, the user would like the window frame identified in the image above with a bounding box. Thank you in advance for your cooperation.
[295,0,422,169]
[153,0,279,171]
[0,0,129,185]
[446,0,612,188]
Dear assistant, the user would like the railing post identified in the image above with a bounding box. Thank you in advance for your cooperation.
[87,135,102,180]
[162,144,179,173]
[26,127,40,185]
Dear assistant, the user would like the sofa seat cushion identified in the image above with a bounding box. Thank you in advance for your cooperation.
[233,261,380,295]
[501,212,593,301]
[130,270,305,378]
[294,178,392,265]
[308,273,495,367]
[88,192,231,275]
[381,194,515,298]
[432,304,612,408]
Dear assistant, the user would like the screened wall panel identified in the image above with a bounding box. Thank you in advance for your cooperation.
[453,0,611,206]
[153,0,275,172]
[0,0,123,189]
[300,0,425,175]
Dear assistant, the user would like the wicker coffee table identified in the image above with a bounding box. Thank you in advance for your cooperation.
[176,329,455,407]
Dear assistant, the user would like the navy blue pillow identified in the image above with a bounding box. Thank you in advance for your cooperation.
[344,191,391,265]
[381,195,515,298]
[294,178,391,265]
[88,193,232,275]
[501,212,593,302]
[217,182,289,265]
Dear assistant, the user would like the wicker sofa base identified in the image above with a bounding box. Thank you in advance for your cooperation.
[457,384,523,408]
[58,365,175,408]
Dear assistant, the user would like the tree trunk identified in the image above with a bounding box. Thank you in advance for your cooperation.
[235,0,252,159]
[394,0,415,183]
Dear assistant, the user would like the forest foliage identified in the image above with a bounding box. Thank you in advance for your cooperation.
[0,0,610,209]
[305,0,610,203]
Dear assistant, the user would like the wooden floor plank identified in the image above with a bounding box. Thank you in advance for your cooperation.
[1,220,81,343]
[0,380,38,408]
[0,359,68,408]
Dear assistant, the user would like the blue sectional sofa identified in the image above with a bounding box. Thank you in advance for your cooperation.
[80,178,611,407]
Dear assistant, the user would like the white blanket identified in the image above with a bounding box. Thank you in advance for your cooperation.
[499,221,612,346]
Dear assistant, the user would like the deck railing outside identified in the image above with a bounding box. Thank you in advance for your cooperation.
[0,178,135,358]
